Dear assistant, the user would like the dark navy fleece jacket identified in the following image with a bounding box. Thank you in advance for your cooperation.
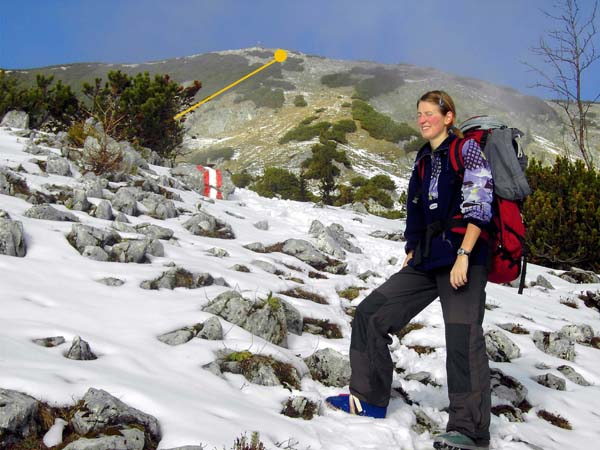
[404,134,493,271]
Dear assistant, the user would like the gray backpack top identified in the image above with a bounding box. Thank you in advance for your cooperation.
[458,116,531,201]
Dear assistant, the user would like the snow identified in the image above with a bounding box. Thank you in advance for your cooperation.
[1,126,599,449]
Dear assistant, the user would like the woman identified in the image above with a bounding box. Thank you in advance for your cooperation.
[326,91,492,450]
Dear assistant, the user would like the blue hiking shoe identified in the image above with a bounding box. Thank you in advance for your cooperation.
[433,431,489,450]
[325,394,387,419]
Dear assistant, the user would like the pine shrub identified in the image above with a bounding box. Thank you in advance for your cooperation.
[524,157,600,272]
[352,100,419,143]
[251,167,303,200]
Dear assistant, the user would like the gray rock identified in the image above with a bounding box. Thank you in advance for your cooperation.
[0,389,39,445]
[32,336,66,347]
[134,223,174,240]
[71,388,160,443]
[115,212,130,223]
[535,362,552,370]
[170,164,206,194]
[0,209,9,219]
[282,239,328,267]
[557,365,592,386]
[231,264,251,272]
[66,336,97,360]
[183,210,235,239]
[204,291,288,347]
[532,330,576,361]
[282,301,303,336]
[254,220,269,230]
[412,408,441,434]
[202,361,223,378]
[46,155,72,177]
[67,224,120,252]
[120,141,149,172]
[1,110,29,129]
[490,368,528,406]
[97,277,125,287]
[485,329,521,362]
[112,221,138,234]
[146,239,164,257]
[62,427,145,450]
[197,316,223,340]
[243,242,266,252]
[141,193,178,219]
[158,327,197,346]
[24,204,79,222]
[341,202,369,215]
[82,177,107,199]
[207,247,229,258]
[110,240,149,263]
[560,267,600,284]
[112,187,140,216]
[559,324,595,344]
[0,218,27,257]
[535,373,566,390]
[304,348,351,387]
[535,275,555,290]
[358,270,381,281]
[68,189,91,212]
[405,371,435,385]
[308,220,325,235]
[369,230,405,241]
[252,259,282,275]
[93,200,114,220]
[140,267,213,290]
[82,245,110,262]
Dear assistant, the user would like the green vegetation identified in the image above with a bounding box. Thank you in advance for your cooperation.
[524,157,600,272]
[353,68,404,100]
[336,174,396,209]
[320,72,357,87]
[302,140,351,205]
[278,120,332,144]
[404,136,427,153]
[352,99,419,143]
[81,70,201,159]
[231,171,254,188]
[251,167,306,201]
[0,71,80,130]
[235,85,285,109]
[294,94,308,107]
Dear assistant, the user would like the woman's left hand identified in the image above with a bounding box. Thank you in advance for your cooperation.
[450,256,469,289]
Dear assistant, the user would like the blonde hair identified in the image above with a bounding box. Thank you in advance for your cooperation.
[417,90,463,138]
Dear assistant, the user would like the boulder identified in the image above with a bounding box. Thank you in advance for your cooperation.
[66,336,97,360]
[204,291,288,347]
[485,329,521,362]
[303,348,351,387]
[557,365,591,386]
[62,427,145,450]
[0,218,26,257]
[535,373,566,391]
[112,187,141,216]
[70,388,161,443]
[490,368,528,406]
[0,389,39,445]
[183,210,235,239]
[1,110,29,129]
[532,330,576,361]
[46,155,72,177]
[24,204,79,222]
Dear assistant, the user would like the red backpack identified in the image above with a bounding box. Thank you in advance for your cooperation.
[419,116,531,292]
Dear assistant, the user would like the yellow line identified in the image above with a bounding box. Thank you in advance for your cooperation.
[174,59,278,120]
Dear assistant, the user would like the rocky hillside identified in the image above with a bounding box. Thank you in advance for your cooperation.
[7,47,600,182]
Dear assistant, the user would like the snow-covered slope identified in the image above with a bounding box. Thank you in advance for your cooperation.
[1,126,599,450]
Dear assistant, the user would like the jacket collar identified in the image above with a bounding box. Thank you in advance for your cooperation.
[415,134,456,164]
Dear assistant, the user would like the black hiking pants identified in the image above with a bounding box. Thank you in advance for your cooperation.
[349,264,490,445]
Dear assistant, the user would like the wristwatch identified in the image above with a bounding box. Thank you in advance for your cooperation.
[457,247,471,256]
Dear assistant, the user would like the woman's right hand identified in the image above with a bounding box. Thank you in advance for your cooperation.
[402,251,414,268]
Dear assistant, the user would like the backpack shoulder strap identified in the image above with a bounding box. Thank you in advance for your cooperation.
[449,137,465,175]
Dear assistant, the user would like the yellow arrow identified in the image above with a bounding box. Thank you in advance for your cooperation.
[174,49,288,120]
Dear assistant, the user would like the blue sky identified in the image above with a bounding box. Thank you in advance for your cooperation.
[1,0,599,100]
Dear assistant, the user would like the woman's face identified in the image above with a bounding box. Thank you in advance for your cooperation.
[416,101,452,142]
